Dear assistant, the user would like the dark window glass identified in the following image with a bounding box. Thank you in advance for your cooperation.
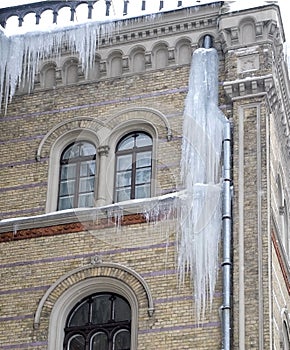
[115,132,152,203]
[58,142,96,210]
[64,293,131,350]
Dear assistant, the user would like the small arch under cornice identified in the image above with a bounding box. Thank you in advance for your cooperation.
[33,261,155,329]
[36,116,107,160]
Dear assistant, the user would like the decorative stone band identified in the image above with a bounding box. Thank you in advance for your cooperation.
[0,213,147,242]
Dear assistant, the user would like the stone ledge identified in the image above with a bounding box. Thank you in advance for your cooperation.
[0,193,178,239]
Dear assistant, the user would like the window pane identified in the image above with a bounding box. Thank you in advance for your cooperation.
[114,297,131,322]
[91,295,111,324]
[79,143,96,156]
[136,133,152,147]
[117,155,132,171]
[68,334,86,350]
[63,144,80,159]
[135,184,150,199]
[61,164,76,179]
[79,177,95,193]
[69,301,89,326]
[136,168,151,185]
[80,160,96,177]
[118,135,134,151]
[58,196,73,210]
[116,188,131,202]
[113,330,130,350]
[91,332,109,350]
[78,193,94,207]
[59,180,75,196]
[136,151,152,168]
[116,171,131,187]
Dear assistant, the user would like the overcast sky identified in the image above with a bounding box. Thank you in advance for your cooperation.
[1,0,290,48]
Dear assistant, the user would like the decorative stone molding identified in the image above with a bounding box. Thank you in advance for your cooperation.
[237,53,259,73]
[279,206,285,216]
[33,261,155,329]
[223,74,274,99]
[36,116,107,160]
[97,145,110,157]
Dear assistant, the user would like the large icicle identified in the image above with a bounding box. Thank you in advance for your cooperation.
[179,46,227,320]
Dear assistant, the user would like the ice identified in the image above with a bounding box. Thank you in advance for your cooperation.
[0,15,158,112]
[0,9,226,322]
[178,47,227,320]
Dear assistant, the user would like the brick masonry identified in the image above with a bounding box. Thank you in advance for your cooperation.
[0,2,290,350]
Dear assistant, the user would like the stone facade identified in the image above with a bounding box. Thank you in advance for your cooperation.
[0,2,290,349]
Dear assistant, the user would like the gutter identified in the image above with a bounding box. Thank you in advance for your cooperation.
[221,120,232,350]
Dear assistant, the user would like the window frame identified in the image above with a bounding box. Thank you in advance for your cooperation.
[114,132,153,203]
[63,292,131,350]
[47,277,139,350]
[58,141,97,210]
[46,130,99,213]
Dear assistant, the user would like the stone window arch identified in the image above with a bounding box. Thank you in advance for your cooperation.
[108,51,123,78]
[46,129,99,213]
[152,43,169,69]
[62,57,79,84]
[129,46,146,73]
[175,38,192,65]
[40,62,57,89]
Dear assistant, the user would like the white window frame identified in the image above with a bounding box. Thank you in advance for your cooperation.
[46,130,99,213]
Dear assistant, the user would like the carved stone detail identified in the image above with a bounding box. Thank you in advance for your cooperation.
[237,54,259,73]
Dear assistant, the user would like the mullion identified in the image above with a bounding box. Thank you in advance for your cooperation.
[74,159,81,208]
[131,148,137,199]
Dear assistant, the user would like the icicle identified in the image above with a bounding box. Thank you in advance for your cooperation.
[179,46,227,321]
[13,223,18,236]
[0,13,164,113]
[106,206,124,231]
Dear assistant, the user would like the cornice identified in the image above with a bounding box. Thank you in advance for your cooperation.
[223,74,274,100]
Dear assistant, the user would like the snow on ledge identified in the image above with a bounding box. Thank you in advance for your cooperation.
[0,191,181,233]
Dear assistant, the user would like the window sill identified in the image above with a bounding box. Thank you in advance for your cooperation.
[0,192,180,236]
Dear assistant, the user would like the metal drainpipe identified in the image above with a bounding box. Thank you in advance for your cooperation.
[221,121,232,350]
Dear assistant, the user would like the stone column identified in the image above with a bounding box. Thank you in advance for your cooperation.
[96,145,110,206]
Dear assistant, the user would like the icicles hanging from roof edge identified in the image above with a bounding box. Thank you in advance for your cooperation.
[0,21,117,112]
[179,46,227,321]
[0,14,161,113]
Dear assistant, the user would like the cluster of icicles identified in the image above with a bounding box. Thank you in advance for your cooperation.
[0,14,159,112]
[1,16,226,321]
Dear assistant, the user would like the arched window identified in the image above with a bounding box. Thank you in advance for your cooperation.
[63,293,131,350]
[114,132,152,203]
[58,141,96,210]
